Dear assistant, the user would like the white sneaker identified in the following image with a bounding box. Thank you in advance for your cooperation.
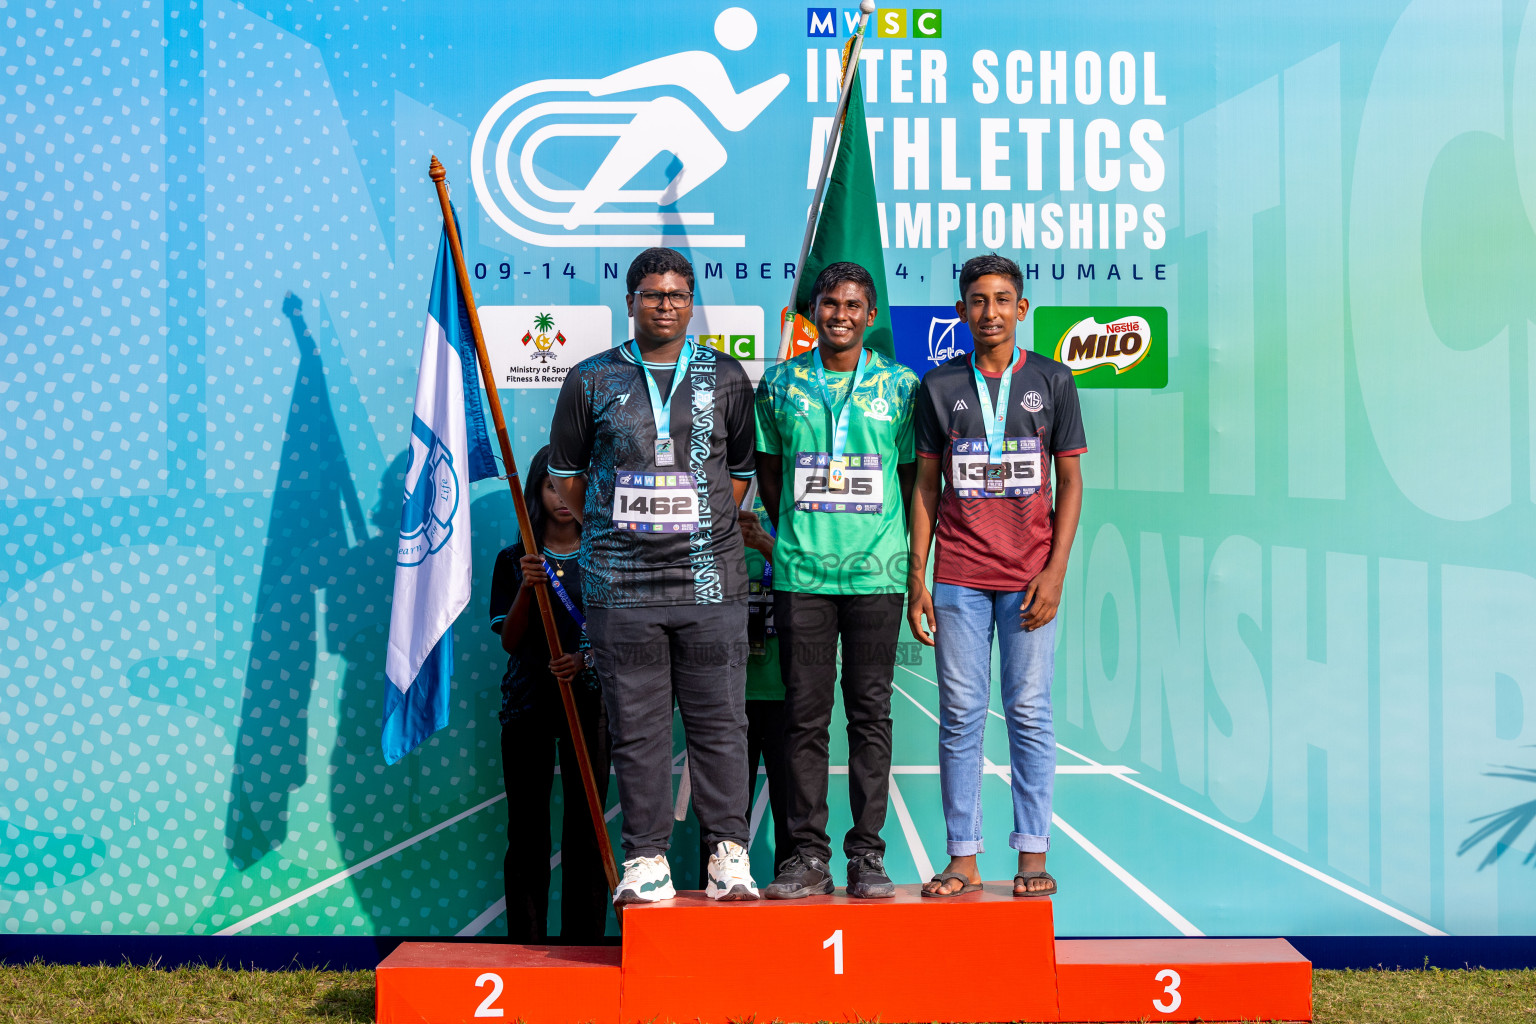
[613,854,676,906]
[705,840,760,901]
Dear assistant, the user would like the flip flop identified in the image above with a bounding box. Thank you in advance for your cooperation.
[1013,870,1057,897]
[921,871,982,898]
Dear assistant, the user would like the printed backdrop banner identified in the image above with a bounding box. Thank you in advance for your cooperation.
[1,0,1534,939]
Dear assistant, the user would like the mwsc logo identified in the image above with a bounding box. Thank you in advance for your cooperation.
[473,8,788,249]
[1032,306,1169,389]
[807,8,942,37]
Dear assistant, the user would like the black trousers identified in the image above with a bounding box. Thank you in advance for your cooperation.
[775,591,905,863]
[697,698,793,879]
[500,686,611,943]
[586,602,751,859]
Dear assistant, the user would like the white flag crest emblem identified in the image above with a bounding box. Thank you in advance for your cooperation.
[383,220,495,764]
[396,417,460,567]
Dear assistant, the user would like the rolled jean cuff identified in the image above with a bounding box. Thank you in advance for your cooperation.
[628,847,669,861]
[1010,832,1050,853]
[946,839,984,856]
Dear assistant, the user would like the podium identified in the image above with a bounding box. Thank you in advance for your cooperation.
[376,886,1312,1023]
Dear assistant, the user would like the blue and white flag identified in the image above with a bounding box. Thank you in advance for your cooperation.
[384,220,497,764]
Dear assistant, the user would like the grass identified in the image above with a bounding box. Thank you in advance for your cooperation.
[0,963,1533,1022]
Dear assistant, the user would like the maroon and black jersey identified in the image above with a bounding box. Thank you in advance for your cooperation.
[914,349,1087,591]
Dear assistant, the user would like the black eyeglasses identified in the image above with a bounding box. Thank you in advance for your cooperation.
[632,289,694,309]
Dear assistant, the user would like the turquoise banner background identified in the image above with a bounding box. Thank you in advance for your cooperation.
[1,0,1533,939]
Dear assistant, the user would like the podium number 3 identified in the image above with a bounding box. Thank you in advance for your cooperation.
[475,972,505,1017]
[823,929,844,974]
[1152,968,1182,1013]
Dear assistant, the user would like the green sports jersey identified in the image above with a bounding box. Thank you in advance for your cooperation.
[755,348,918,595]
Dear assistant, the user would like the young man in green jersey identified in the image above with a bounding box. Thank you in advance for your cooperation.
[754,262,919,899]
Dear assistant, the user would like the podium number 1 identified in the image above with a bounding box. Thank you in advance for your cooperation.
[1152,968,1181,1013]
[822,929,844,974]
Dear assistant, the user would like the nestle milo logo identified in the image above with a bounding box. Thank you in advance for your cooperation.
[1033,306,1168,389]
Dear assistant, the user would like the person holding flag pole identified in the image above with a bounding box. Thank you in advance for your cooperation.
[381,157,619,904]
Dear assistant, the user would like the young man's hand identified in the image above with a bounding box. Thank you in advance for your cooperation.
[519,552,548,587]
[549,652,584,684]
[908,581,937,646]
[739,513,775,558]
[1021,566,1066,631]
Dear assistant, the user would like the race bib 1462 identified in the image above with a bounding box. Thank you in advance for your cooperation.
[613,471,700,532]
[792,452,884,513]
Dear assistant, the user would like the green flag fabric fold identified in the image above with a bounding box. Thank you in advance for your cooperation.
[794,67,894,359]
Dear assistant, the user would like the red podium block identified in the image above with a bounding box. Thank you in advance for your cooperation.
[375,942,620,1024]
[1055,938,1312,1022]
[619,885,1059,1024]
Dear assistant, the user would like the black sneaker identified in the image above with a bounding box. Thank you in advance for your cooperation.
[764,852,835,899]
[846,853,896,899]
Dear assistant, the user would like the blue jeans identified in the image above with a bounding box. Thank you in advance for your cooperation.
[932,582,1057,855]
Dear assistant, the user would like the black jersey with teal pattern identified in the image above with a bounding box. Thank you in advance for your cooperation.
[548,343,755,609]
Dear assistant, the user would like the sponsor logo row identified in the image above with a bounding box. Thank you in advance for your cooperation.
[480,304,1166,390]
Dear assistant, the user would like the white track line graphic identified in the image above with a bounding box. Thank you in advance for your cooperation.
[895,664,1447,937]
[216,791,509,936]
[886,773,935,882]
[1052,812,1202,936]
[458,800,624,938]
[895,679,1194,927]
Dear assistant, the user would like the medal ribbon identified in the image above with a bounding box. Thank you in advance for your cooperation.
[628,339,693,459]
[971,346,1025,463]
[539,549,587,633]
[812,347,870,464]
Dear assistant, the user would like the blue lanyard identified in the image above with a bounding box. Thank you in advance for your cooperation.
[540,547,586,633]
[812,347,870,462]
[971,346,1024,462]
[627,340,692,448]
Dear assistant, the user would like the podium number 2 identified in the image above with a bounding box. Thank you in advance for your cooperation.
[1152,968,1182,1013]
[822,929,844,974]
[475,973,505,1017]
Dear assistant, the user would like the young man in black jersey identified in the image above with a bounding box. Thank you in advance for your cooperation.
[548,247,759,904]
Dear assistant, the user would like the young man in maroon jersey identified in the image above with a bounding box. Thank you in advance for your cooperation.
[907,253,1086,897]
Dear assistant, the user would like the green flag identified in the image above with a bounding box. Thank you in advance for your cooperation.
[794,67,893,359]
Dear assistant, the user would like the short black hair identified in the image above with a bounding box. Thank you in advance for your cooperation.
[958,253,1024,302]
[626,247,695,293]
[809,261,877,309]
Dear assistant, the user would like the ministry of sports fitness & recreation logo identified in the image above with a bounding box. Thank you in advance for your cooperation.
[521,312,566,363]
[472,7,788,249]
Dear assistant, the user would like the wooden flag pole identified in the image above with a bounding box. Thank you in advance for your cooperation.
[428,156,620,896]
[778,0,875,360]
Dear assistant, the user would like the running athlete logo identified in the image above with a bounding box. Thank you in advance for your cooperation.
[471,8,789,249]
[397,416,460,567]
